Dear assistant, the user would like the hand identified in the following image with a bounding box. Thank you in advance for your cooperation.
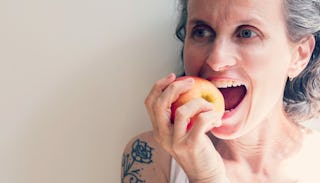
[144,73,226,182]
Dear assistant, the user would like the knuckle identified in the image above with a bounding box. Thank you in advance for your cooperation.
[184,138,196,148]
[198,112,210,121]
[196,112,214,126]
[167,82,179,92]
[181,138,197,151]
[155,78,167,89]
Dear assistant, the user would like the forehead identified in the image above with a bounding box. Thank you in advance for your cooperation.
[187,0,284,28]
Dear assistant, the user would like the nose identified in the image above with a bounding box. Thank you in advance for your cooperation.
[206,39,237,72]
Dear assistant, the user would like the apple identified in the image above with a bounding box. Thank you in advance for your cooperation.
[170,76,225,131]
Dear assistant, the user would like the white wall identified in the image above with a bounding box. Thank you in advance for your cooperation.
[1,0,182,182]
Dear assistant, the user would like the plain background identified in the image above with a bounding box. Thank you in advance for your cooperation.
[2,0,182,182]
[1,0,319,183]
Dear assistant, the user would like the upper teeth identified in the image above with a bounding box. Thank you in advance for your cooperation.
[212,80,244,88]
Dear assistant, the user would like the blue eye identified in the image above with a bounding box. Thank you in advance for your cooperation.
[237,29,257,38]
[191,25,214,42]
[193,28,211,38]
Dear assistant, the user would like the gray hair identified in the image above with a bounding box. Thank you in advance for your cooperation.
[283,0,320,122]
[175,0,320,122]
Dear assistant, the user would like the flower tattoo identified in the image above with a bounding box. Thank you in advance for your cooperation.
[131,139,153,164]
[121,139,154,183]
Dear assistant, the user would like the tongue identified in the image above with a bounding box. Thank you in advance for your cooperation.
[219,85,246,110]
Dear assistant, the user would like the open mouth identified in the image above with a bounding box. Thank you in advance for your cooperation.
[214,81,247,111]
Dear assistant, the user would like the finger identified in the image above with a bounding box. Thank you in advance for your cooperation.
[157,77,195,112]
[145,73,176,107]
[188,111,222,144]
[153,78,194,132]
[172,98,213,142]
[188,110,222,140]
[145,73,176,129]
[149,77,194,152]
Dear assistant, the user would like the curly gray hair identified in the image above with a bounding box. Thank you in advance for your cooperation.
[175,0,320,122]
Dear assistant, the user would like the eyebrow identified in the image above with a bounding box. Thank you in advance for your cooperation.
[187,15,265,28]
[187,19,212,28]
[237,16,265,27]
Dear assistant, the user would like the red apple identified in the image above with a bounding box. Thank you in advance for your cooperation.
[170,76,225,130]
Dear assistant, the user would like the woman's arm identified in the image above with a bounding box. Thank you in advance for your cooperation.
[121,131,171,183]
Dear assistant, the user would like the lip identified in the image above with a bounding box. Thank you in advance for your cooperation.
[210,91,248,137]
[216,92,247,135]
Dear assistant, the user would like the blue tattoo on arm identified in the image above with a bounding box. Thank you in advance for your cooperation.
[121,139,154,183]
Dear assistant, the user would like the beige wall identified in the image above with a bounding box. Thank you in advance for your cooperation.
[1,0,182,182]
[2,1,320,183]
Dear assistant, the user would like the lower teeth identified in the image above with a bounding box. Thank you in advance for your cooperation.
[225,109,233,113]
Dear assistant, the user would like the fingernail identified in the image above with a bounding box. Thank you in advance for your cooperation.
[167,73,175,80]
[186,78,194,83]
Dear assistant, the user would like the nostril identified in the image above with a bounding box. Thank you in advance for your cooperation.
[206,55,237,72]
[206,61,234,72]
[214,64,232,72]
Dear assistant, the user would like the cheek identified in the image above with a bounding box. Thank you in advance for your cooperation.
[241,43,292,84]
[183,44,207,75]
[243,44,292,116]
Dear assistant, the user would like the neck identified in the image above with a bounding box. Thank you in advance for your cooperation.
[214,107,303,173]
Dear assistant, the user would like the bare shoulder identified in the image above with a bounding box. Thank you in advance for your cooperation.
[302,130,320,157]
[121,131,171,183]
[293,129,320,181]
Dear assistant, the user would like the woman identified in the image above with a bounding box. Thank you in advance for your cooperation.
[121,0,320,182]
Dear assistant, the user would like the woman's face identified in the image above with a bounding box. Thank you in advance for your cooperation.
[184,0,298,138]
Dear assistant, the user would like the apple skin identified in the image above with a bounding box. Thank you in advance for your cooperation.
[170,76,225,131]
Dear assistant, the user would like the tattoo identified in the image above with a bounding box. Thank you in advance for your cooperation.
[121,139,154,183]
